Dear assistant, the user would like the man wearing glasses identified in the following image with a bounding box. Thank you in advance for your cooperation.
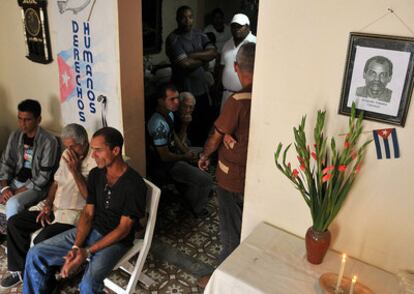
[23,127,147,294]
[0,123,95,290]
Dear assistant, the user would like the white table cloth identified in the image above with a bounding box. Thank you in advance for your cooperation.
[204,222,399,294]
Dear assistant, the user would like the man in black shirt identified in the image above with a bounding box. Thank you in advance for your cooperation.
[23,127,147,293]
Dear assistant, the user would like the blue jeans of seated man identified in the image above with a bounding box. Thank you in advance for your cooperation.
[23,228,130,294]
[217,186,244,264]
[1,179,45,220]
[168,160,212,215]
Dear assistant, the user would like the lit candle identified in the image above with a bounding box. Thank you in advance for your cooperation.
[349,275,357,294]
[335,253,347,292]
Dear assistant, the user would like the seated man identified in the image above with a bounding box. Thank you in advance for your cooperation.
[0,123,96,290]
[147,84,212,217]
[174,91,196,147]
[0,99,59,222]
[23,127,147,293]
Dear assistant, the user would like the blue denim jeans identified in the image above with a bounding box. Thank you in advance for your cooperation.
[217,186,244,263]
[168,161,212,215]
[23,228,129,294]
[2,179,45,219]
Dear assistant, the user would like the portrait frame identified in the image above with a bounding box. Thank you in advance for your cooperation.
[339,32,414,126]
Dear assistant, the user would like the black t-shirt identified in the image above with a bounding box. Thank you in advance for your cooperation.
[16,134,35,182]
[86,166,147,246]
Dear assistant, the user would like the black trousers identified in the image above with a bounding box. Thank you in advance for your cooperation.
[7,210,74,272]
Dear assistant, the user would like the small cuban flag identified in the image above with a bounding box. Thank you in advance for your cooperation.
[372,128,400,159]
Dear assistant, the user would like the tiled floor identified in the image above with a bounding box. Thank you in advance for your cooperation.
[0,189,220,293]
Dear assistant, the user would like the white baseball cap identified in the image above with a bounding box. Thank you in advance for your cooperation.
[231,13,250,26]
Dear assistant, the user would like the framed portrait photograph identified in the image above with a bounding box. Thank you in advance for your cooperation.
[339,32,414,126]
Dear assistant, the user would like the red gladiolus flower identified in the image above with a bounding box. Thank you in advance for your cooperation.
[351,151,357,160]
[297,156,304,164]
[311,152,317,160]
[292,169,299,177]
[300,164,305,171]
[355,164,362,173]
[288,162,291,169]
[322,174,332,182]
[344,141,350,148]
[338,165,347,172]
[322,165,334,175]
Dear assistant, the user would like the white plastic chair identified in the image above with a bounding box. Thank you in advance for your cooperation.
[104,178,161,293]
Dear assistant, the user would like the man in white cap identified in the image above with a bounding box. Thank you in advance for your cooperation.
[218,13,256,110]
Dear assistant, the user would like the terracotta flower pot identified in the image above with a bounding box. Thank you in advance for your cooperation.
[305,226,331,264]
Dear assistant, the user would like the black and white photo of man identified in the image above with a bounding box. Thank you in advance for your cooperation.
[356,55,393,102]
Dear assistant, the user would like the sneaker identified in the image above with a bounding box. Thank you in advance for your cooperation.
[0,272,22,289]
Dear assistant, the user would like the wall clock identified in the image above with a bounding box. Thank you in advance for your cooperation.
[18,0,53,64]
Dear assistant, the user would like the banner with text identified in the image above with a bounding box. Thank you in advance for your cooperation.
[53,0,122,134]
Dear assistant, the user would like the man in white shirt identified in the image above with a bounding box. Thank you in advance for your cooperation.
[219,13,256,110]
[0,124,95,290]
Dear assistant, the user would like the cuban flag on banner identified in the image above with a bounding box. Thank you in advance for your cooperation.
[372,128,400,159]
[57,54,76,103]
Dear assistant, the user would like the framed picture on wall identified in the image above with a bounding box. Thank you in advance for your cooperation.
[338,32,414,126]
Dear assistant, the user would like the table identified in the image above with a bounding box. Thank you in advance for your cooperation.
[204,222,399,294]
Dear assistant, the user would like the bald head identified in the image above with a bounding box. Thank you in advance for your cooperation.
[236,42,256,73]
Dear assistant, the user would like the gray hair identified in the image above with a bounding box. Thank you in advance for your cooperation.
[236,42,256,73]
[179,92,196,104]
[61,123,88,145]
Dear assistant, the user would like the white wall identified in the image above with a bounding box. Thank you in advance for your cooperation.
[0,2,61,151]
[0,1,147,173]
[244,0,414,273]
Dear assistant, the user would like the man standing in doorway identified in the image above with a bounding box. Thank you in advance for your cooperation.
[219,13,256,110]
[166,5,218,146]
[175,91,196,147]
[198,42,256,287]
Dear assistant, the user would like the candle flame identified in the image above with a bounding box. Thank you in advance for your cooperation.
[352,275,357,283]
[342,253,347,262]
